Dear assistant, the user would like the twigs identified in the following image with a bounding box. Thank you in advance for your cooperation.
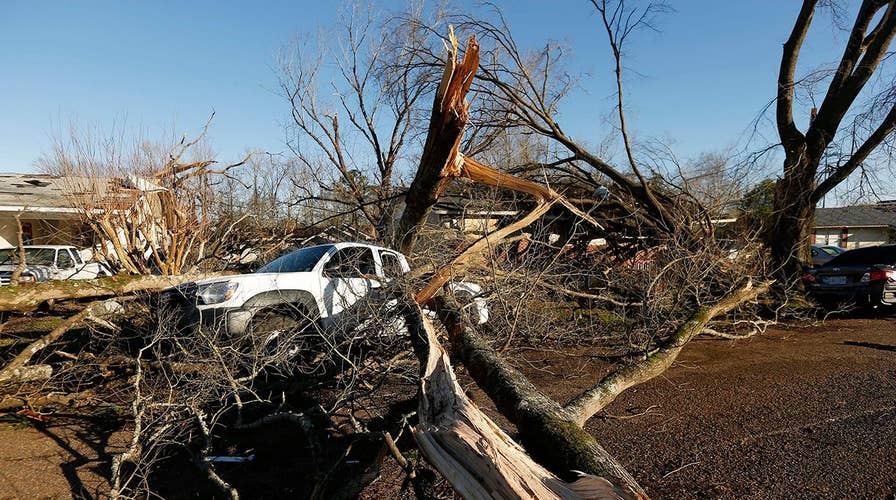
[0,301,100,382]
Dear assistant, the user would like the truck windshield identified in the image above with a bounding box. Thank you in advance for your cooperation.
[0,248,57,266]
[256,245,332,273]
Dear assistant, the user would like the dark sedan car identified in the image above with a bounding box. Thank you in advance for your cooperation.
[802,244,896,310]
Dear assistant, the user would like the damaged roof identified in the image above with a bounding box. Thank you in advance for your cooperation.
[0,173,163,215]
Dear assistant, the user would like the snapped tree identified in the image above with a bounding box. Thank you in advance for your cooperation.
[397,25,771,499]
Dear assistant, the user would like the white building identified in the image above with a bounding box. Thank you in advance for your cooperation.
[0,173,162,249]
[813,204,896,249]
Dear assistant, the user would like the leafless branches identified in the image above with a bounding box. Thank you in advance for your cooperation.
[39,117,253,275]
[277,2,438,240]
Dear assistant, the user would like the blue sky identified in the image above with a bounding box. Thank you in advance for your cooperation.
[0,1,845,178]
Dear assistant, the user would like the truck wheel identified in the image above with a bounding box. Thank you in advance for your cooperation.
[247,304,316,358]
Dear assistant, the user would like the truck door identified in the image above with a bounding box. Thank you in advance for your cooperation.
[55,249,77,280]
[321,247,377,322]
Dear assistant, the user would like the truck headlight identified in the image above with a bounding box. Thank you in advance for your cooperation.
[197,281,239,305]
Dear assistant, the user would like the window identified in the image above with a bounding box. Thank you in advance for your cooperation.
[69,249,84,265]
[0,248,55,266]
[21,223,33,244]
[256,245,332,273]
[56,249,73,269]
[325,247,376,278]
[380,252,405,279]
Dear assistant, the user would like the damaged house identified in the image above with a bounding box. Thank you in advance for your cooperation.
[0,173,167,260]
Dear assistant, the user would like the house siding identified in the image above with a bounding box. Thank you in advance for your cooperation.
[812,227,893,250]
[849,227,889,248]
[0,216,89,248]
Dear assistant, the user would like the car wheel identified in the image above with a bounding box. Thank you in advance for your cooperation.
[247,304,316,358]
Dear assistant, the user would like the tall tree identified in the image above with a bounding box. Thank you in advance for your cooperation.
[277,3,431,240]
[769,0,896,279]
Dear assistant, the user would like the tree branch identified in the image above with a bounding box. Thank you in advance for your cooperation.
[563,279,772,425]
[777,0,817,147]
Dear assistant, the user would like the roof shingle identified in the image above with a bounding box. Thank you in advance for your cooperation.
[814,206,896,228]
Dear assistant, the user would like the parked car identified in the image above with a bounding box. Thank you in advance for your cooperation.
[810,244,845,267]
[802,244,896,310]
[0,245,113,285]
[159,242,489,337]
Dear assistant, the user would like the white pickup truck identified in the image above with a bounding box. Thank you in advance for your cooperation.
[0,245,112,285]
[160,242,488,336]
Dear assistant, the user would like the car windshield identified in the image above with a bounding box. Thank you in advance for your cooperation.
[821,247,843,256]
[0,248,56,266]
[826,245,896,267]
[256,245,332,273]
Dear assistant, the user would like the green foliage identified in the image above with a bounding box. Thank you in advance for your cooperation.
[737,178,776,231]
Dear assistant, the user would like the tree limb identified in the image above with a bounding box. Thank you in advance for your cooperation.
[563,279,772,425]
[777,0,817,147]
[0,273,223,313]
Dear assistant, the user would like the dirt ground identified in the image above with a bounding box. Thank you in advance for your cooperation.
[1,315,894,499]
[470,314,896,499]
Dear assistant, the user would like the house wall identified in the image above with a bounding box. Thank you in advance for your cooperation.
[0,216,89,248]
[848,228,889,249]
[813,227,892,250]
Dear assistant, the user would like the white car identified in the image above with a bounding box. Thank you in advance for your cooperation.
[161,242,488,336]
[0,245,112,285]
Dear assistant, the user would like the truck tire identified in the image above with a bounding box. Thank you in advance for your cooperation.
[247,303,319,359]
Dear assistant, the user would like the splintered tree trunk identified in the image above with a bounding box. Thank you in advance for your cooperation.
[404,303,634,500]
[395,28,479,255]
[427,298,646,498]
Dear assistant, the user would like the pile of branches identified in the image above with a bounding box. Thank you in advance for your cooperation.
[0,277,436,498]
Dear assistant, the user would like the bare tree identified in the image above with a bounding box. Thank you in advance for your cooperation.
[277,2,436,240]
[39,116,251,275]
[769,0,896,279]
[9,212,27,285]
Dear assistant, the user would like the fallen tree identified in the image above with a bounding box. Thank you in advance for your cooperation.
[403,300,632,499]
[393,26,772,498]
[0,273,223,313]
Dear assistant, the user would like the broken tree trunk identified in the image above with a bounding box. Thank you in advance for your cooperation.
[395,29,651,497]
[403,302,634,499]
[0,273,222,313]
[396,28,479,256]
[0,300,120,382]
[429,297,647,498]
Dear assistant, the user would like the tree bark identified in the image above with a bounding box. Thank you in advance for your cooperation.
[404,301,636,499]
[0,273,222,313]
[766,166,816,280]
